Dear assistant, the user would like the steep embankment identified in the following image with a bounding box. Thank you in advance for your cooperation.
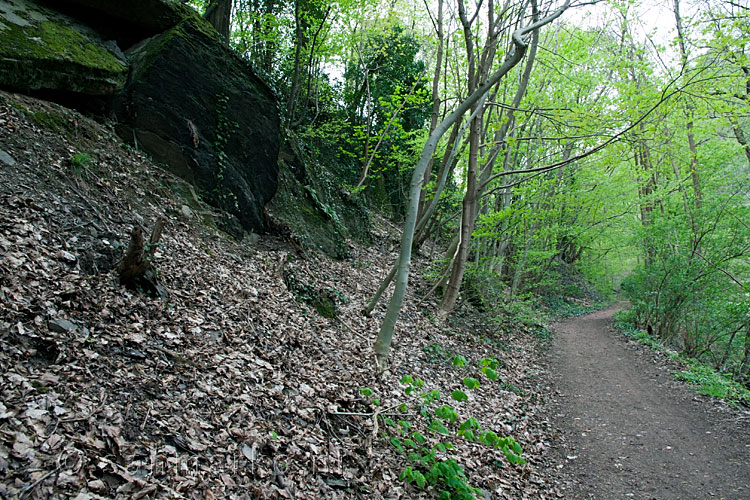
[546,304,750,499]
[0,92,565,498]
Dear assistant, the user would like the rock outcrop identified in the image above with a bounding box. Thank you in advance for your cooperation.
[114,16,280,234]
[50,0,194,47]
[0,0,280,236]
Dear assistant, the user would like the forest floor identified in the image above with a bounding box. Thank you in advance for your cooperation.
[545,303,750,499]
[3,90,749,500]
[0,91,567,499]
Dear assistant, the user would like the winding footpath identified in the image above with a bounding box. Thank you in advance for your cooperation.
[547,303,750,499]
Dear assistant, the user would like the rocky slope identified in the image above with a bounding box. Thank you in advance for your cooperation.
[0,90,562,499]
[1,0,280,235]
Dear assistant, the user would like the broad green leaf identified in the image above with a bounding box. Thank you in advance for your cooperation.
[463,377,480,389]
[451,390,468,402]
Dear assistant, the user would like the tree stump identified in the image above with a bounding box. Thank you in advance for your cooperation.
[117,220,168,299]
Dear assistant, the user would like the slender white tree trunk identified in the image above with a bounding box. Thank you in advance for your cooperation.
[373,0,571,369]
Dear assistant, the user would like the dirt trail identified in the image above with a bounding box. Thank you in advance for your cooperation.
[547,303,750,499]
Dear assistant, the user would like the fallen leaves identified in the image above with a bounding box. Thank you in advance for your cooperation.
[0,90,565,498]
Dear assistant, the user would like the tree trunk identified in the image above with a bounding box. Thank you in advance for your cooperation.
[672,0,702,208]
[372,0,570,369]
[286,0,307,126]
[510,221,535,296]
[439,109,481,316]
[204,0,233,43]
[731,119,750,168]
[418,0,445,218]
[363,101,485,316]
[439,6,540,318]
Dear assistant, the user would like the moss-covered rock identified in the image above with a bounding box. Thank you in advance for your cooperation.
[268,134,371,259]
[0,0,127,96]
[52,0,195,48]
[114,15,280,234]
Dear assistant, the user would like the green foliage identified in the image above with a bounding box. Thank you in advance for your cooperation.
[364,374,527,499]
[674,362,750,406]
[69,152,92,176]
[620,189,750,380]
[479,358,500,381]
[424,342,451,363]
[488,295,548,335]
[542,296,604,319]
[462,377,480,390]
[451,390,468,402]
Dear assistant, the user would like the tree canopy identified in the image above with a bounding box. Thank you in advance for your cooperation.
[192,0,750,381]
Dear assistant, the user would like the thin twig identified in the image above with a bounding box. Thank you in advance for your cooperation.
[19,465,61,499]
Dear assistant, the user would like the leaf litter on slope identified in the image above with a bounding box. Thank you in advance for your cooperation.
[0,90,563,499]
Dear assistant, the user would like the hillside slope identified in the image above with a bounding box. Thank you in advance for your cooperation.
[0,91,560,499]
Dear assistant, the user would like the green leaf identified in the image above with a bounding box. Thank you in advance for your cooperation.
[429,419,450,435]
[480,430,498,447]
[399,466,412,481]
[451,390,468,402]
[389,437,403,451]
[481,366,499,380]
[452,355,467,367]
[435,405,458,423]
[480,357,499,369]
[510,439,522,454]
[463,377,480,389]
[459,417,480,431]
[413,471,426,488]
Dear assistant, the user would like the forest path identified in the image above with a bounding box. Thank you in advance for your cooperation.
[546,303,750,499]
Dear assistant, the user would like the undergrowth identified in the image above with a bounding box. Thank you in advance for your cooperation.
[613,311,750,407]
[541,296,606,320]
[360,357,525,499]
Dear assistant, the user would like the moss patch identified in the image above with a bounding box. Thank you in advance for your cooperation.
[0,19,126,72]
[30,110,72,133]
[268,134,371,259]
[125,15,220,84]
[0,0,127,94]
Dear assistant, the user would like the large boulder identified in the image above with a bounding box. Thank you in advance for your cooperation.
[114,16,280,234]
[49,0,195,48]
[0,0,128,96]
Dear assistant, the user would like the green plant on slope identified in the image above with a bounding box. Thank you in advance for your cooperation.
[70,152,92,176]
[361,372,525,499]
[673,362,750,407]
